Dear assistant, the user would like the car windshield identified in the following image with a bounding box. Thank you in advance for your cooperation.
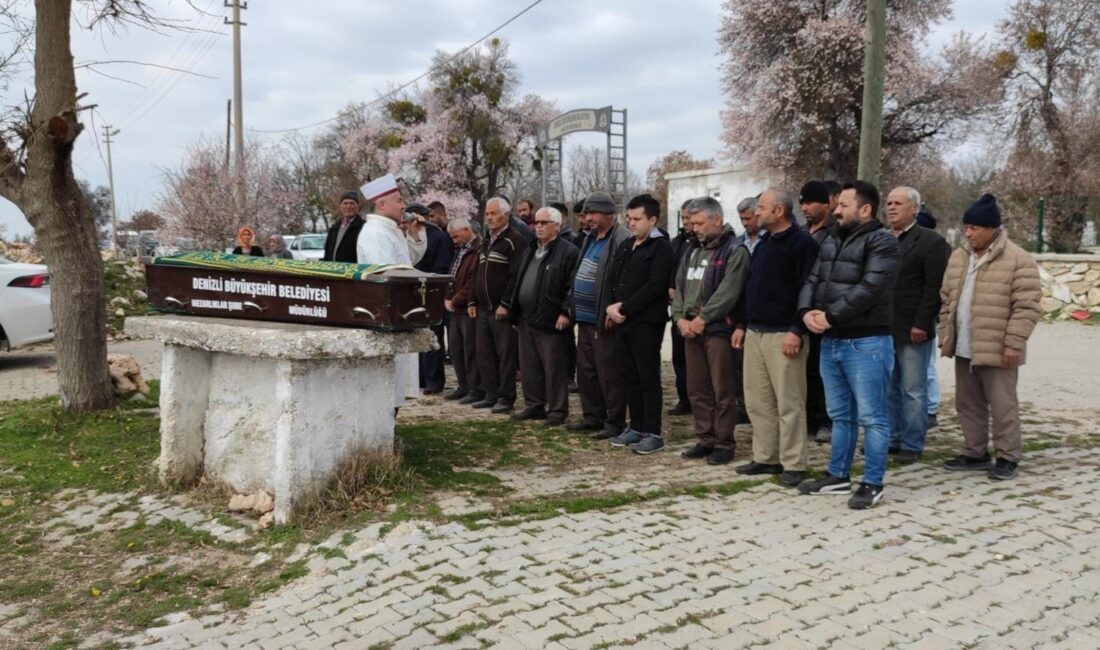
[300,236,325,250]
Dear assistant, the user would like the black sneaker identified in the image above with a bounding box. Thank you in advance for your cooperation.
[706,448,735,465]
[927,414,939,429]
[681,443,714,460]
[545,415,566,427]
[667,401,692,416]
[735,462,783,476]
[470,398,496,409]
[458,392,485,405]
[511,406,546,421]
[778,471,807,487]
[566,420,602,432]
[444,387,469,401]
[797,473,852,495]
[988,458,1019,481]
[943,453,991,471]
[848,483,884,509]
[895,450,921,465]
[423,386,444,395]
[590,424,624,441]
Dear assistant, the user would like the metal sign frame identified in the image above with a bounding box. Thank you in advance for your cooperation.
[539,106,628,213]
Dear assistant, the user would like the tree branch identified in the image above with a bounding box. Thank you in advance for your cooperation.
[75,59,217,79]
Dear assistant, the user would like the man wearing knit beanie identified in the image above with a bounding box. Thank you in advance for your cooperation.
[938,193,1041,480]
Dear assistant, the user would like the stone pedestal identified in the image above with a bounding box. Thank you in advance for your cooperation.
[126,316,435,523]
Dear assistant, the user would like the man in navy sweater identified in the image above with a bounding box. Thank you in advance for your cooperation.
[733,189,821,487]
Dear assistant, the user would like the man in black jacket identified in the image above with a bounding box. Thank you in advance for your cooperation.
[410,204,453,394]
[733,190,820,487]
[799,181,836,444]
[322,190,365,263]
[884,187,950,463]
[667,199,697,417]
[510,206,579,426]
[605,194,675,455]
[470,197,525,413]
[797,181,899,509]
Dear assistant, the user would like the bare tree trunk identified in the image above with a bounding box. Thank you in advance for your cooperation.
[19,0,114,411]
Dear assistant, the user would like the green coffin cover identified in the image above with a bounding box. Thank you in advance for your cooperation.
[151,252,411,281]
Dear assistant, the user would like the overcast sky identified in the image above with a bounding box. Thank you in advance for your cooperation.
[0,0,1009,238]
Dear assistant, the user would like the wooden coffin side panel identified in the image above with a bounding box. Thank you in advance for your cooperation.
[145,265,449,330]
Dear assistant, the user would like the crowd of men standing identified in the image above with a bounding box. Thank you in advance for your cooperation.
[329,175,1042,511]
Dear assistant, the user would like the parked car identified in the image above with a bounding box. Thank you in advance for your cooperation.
[0,256,53,350]
[288,234,326,260]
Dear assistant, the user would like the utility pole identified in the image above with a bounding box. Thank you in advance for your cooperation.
[102,124,121,256]
[225,1,247,223]
[225,99,232,169]
[857,0,886,187]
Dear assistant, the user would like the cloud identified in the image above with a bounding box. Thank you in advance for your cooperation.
[1,0,1008,238]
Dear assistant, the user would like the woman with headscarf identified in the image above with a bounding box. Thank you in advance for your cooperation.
[265,234,293,259]
[232,226,265,256]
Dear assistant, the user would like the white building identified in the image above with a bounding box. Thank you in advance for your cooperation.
[665,166,777,234]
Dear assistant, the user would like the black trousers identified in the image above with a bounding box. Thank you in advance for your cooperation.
[449,311,480,394]
[576,322,626,427]
[806,332,831,433]
[518,321,570,418]
[419,319,446,391]
[670,321,688,403]
[615,321,665,435]
[476,310,517,403]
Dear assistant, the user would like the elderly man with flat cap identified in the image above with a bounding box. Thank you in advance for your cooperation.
[323,190,366,263]
[565,191,630,438]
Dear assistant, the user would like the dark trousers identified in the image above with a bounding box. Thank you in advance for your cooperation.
[576,322,626,427]
[449,310,480,395]
[670,322,688,403]
[685,333,738,450]
[615,322,665,436]
[518,321,570,418]
[476,310,517,403]
[419,320,446,391]
[805,332,831,434]
[566,326,577,381]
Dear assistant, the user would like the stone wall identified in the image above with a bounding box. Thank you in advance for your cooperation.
[1036,254,1100,316]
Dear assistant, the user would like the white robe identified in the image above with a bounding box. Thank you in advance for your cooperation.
[356,214,420,408]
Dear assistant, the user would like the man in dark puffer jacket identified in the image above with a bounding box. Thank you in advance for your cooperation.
[796,181,899,510]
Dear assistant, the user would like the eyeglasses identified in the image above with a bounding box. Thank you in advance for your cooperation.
[533,220,554,226]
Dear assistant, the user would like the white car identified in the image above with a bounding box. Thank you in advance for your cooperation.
[288,234,326,260]
[0,256,53,349]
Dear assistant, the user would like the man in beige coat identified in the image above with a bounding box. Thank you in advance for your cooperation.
[938,194,1041,480]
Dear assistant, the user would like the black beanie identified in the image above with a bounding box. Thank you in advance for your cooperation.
[799,180,829,205]
[340,190,360,204]
[916,208,937,229]
[963,193,1001,228]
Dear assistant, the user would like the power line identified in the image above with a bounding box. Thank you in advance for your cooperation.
[246,0,546,134]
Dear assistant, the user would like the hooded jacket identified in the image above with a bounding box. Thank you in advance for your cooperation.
[609,230,675,327]
[670,223,749,338]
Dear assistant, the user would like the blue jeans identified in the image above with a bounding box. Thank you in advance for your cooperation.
[820,336,894,486]
[927,335,940,416]
[889,340,933,452]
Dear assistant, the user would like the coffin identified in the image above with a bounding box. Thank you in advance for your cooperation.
[145,252,450,330]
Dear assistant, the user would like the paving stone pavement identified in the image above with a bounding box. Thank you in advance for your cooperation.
[114,445,1100,649]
